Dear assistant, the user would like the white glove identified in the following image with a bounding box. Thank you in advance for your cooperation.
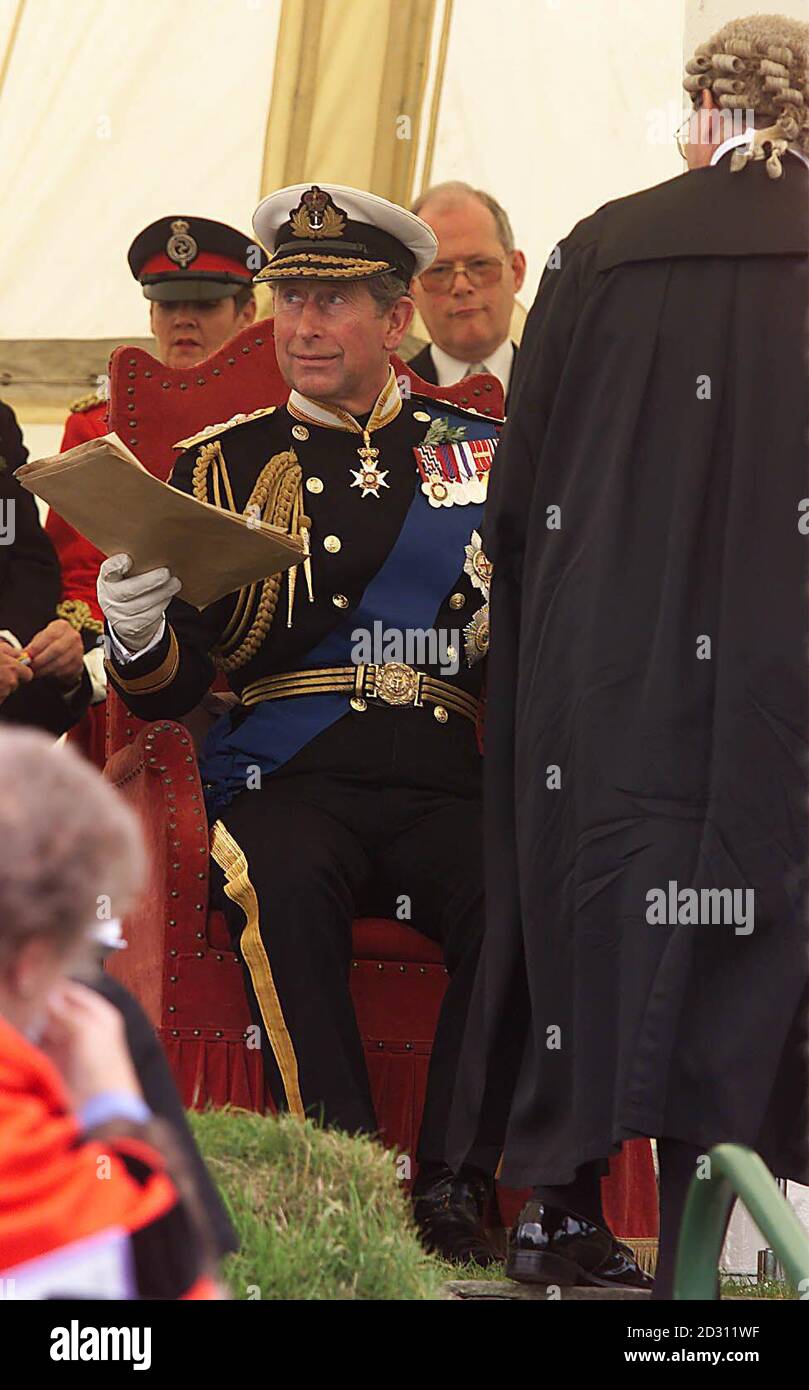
[97,553,181,653]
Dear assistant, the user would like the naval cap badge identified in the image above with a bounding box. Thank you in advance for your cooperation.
[166,218,198,269]
[290,186,347,241]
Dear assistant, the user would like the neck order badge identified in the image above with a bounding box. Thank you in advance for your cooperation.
[286,367,403,499]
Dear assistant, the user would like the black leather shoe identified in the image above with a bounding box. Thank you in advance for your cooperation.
[412,1165,498,1267]
[506,1200,653,1289]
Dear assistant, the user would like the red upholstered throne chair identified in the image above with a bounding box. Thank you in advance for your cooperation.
[102,323,658,1257]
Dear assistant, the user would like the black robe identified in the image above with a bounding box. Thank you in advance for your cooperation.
[448,155,809,1188]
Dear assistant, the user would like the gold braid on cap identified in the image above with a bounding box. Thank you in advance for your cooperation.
[684,14,809,179]
[192,441,303,671]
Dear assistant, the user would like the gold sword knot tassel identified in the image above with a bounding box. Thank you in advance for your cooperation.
[287,492,314,628]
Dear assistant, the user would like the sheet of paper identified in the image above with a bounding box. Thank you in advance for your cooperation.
[16,432,303,610]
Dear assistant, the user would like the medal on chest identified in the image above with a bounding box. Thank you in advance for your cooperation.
[413,437,496,507]
[350,431,389,499]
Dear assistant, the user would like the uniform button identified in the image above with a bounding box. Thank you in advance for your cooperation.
[350,697,367,712]
[413,410,431,422]
[306,476,324,494]
[324,535,341,553]
[433,705,449,723]
[292,424,309,441]
[449,593,466,611]
[332,594,349,609]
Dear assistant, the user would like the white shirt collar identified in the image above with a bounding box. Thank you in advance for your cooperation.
[711,129,809,172]
[429,337,515,396]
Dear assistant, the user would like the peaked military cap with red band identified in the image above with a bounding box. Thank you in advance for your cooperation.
[252,183,437,283]
[127,215,267,301]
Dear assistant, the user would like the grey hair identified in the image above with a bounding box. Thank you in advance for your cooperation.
[0,729,146,963]
[684,12,809,174]
[411,181,516,253]
[365,271,411,313]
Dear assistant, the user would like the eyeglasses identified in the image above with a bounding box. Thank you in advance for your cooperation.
[419,257,505,294]
[676,112,698,161]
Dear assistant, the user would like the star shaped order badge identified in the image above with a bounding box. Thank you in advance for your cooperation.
[464,530,493,597]
[350,463,390,498]
[350,439,389,498]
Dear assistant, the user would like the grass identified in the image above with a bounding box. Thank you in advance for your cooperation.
[190,1108,794,1300]
[189,1107,445,1300]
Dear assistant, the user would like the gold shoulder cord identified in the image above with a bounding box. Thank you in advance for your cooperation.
[192,442,303,672]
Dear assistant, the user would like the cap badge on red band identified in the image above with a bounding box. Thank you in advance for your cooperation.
[166,218,198,268]
[290,186,347,240]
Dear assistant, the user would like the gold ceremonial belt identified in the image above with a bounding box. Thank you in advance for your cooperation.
[240,662,479,724]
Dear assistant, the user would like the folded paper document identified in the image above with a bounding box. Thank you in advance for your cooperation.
[15,433,303,610]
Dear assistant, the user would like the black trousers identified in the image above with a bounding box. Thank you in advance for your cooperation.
[209,747,484,1164]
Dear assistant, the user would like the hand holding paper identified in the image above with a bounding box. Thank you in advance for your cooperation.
[98,554,182,652]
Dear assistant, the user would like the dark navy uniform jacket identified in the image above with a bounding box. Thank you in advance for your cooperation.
[106,391,500,814]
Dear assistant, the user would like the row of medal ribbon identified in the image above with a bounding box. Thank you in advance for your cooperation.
[413,439,496,508]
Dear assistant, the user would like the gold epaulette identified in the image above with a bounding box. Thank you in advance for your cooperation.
[69,390,104,414]
[173,406,277,451]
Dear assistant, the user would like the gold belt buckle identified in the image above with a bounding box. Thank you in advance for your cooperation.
[374,662,420,707]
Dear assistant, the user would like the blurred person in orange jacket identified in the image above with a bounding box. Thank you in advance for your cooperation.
[0,727,222,1298]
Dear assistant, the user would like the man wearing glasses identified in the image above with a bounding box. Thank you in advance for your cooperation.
[408,183,525,405]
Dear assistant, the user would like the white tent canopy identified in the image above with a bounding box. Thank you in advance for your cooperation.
[2,0,795,343]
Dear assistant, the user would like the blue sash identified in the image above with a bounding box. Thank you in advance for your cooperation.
[202,409,496,817]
